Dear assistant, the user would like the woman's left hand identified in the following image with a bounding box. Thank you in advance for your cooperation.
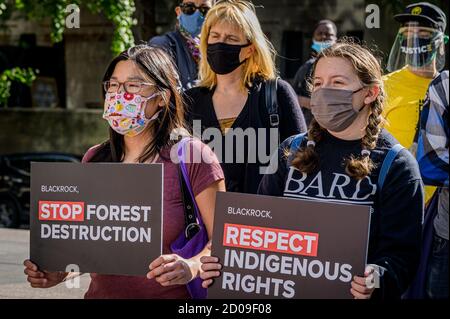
[147,254,198,287]
[350,265,377,299]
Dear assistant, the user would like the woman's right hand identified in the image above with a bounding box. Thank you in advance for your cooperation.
[23,259,67,288]
[199,242,223,289]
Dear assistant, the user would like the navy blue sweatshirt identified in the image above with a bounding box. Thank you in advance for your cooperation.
[258,129,424,299]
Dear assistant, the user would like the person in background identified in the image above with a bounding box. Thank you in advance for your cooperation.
[149,0,213,90]
[186,0,307,194]
[417,70,449,299]
[383,2,448,203]
[292,19,338,125]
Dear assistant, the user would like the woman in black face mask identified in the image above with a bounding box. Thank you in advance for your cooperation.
[200,41,424,301]
[185,0,307,195]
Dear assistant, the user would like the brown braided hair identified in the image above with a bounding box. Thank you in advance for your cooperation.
[292,40,385,180]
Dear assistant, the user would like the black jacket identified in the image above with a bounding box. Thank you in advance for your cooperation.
[185,79,307,194]
[149,30,198,90]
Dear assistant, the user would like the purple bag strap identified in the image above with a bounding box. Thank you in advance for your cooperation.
[177,138,203,225]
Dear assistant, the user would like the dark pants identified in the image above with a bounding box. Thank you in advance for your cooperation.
[425,233,449,299]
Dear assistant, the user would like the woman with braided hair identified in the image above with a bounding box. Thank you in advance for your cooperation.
[290,42,385,180]
[200,41,424,300]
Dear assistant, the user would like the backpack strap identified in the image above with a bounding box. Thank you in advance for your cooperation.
[378,144,405,190]
[289,132,308,155]
[287,133,308,166]
[178,165,199,240]
[265,77,280,128]
[177,138,202,239]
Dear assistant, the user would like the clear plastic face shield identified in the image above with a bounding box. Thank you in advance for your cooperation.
[387,22,449,73]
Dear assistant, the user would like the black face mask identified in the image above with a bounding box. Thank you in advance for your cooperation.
[207,42,251,75]
[400,38,435,67]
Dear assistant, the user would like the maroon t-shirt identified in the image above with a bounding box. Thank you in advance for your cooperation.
[81,138,224,299]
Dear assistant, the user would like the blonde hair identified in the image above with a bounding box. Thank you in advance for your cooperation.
[199,0,276,89]
[292,40,386,180]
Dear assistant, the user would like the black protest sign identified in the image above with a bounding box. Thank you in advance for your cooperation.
[30,162,163,276]
[208,192,371,299]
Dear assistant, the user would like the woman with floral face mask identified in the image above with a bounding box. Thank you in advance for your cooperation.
[201,41,424,300]
[23,45,225,299]
[186,0,307,195]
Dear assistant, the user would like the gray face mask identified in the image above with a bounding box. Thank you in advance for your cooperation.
[310,87,366,132]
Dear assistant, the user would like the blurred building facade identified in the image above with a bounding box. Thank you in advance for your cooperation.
[0,0,448,154]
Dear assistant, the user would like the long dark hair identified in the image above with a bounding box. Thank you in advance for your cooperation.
[89,45,186,163]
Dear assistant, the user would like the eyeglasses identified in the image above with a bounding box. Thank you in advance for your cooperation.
[103,80,155,94]
[179,2,210,16]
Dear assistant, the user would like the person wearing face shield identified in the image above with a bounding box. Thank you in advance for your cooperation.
[292,20,338,126]
[149,0,212,90]
[383,2,448,204]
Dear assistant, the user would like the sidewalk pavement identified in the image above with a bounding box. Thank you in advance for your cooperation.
[0,228,89,299]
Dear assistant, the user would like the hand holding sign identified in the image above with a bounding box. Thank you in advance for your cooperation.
[23,259,66,288]
[200,242,222,289]
[350,265,377,299]
[147,254,197,286]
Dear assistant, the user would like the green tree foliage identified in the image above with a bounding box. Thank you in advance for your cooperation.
[3,0,136,55]
[0,67,37,107]
[86,1,137,55]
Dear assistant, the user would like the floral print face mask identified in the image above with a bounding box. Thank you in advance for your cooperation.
[103,92,161,137]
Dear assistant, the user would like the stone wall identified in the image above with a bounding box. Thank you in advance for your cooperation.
[0,108,108,156]
[63,10,114,110]
[254,0,365,53]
